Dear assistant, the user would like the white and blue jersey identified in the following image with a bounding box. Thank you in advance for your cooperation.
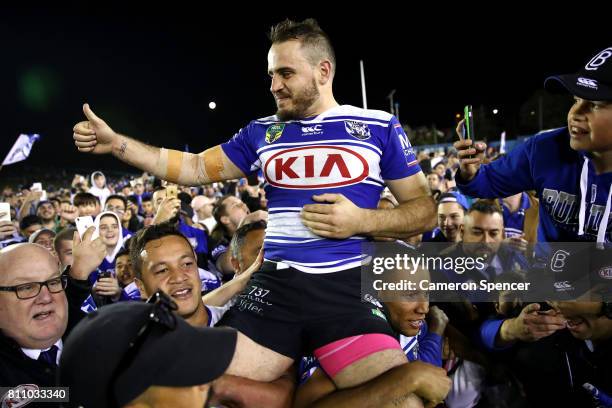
[221,105,421,273]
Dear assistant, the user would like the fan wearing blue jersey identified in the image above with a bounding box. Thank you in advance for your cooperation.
[454,47,612,244]
[72,18,437,397]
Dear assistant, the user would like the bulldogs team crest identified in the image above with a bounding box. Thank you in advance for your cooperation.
[344,120,371,140]
[265,123,285,144]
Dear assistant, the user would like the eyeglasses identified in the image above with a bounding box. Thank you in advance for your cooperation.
[0,275,68,300]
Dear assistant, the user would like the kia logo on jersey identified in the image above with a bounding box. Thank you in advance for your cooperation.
[263,145,369,189]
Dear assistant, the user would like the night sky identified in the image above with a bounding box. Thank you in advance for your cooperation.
[1,8,610,174]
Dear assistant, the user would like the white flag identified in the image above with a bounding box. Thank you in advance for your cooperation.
[2,134,40,166]
[499,131,506,154]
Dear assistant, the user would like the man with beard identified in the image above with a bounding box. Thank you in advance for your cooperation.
[439,200,528,286]
[36,200,59,231]
[72,18,435,395]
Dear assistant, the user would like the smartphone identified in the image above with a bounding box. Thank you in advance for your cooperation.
[166,184,178,198]
[0,203,11,222]
[75,216,96,239]
[31,183,42,192]
[97,271,112,281]
[463,105,475,140]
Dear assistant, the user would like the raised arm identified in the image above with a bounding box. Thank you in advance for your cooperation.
[72,104,244,185]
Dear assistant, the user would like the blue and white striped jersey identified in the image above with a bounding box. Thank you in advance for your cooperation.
[222,105,421,273]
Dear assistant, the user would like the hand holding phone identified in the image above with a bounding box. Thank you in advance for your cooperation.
[453,104,486,182]
[75,216,98,240]
[463,105,474,141]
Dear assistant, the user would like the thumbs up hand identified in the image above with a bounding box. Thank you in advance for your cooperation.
[73,103,117,154]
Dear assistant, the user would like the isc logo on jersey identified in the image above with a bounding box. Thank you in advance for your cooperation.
[263,146,369,189]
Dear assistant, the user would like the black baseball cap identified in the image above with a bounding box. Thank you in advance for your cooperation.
[59,298,237,407]
[545,47,612,101]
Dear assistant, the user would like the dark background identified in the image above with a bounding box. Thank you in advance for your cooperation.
[1,7,609,176]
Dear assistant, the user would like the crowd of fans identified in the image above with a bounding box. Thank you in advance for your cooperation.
[0,18,610,408]
[1,138,609,407]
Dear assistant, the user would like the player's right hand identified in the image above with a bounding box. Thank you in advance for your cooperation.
[73,103,116,154]
[453,119,487,182]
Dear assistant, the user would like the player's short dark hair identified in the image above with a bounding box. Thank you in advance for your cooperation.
[269,18,336,74]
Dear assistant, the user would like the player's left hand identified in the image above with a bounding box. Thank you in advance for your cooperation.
[301,193,366,239]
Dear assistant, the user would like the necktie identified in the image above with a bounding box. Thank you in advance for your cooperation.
[38,345,58,366]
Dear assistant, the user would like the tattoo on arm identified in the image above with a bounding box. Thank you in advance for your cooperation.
[119,141,127,158]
